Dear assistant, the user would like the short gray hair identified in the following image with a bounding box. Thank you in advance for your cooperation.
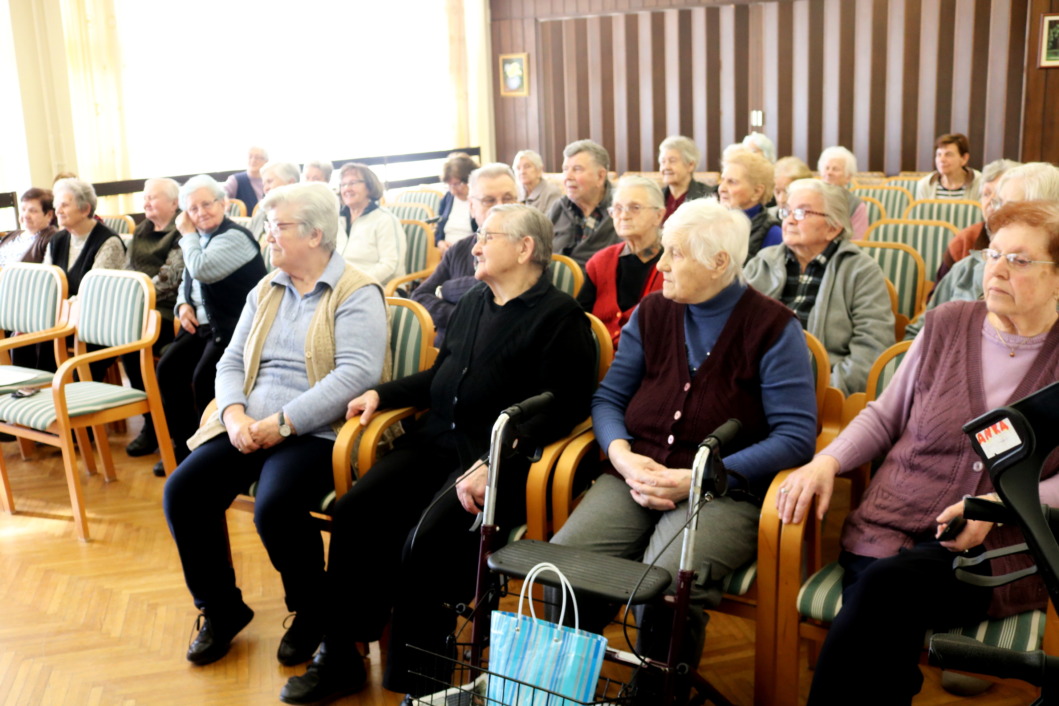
[513,150,544,171]
[742,132,776,163]
[53,178,98,216]
[339,163,384,201]
[469,163,517,193]
[179,175,225,212]
[489,203,553,270]
[787,178,853,238]
[659,135,700,169]
[615,175,664,210]
[981,159,1020,185]
[262,161,301,185]
[563,139,610,171]
[817,146,858,179]
[999,162,1059,202]
[144,177,180,201]
[302,160,334,182]
[663,198,750,285]
[260,182,340,253]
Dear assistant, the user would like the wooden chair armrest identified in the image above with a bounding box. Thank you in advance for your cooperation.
[0,322,76,355]
[817,386,844,451]
[384,268,435,298]
[524,417,594,541]
[332,414,365,499]
[550,426,601,533]
[356,406,421,475]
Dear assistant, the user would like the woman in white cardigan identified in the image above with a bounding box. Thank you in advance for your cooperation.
[336,162,406,284]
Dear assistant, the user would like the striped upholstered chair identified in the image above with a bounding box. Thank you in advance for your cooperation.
[854,241,928,326]
[392,189,442,218]
[383,220,440,297]
[0,269,176,541]
[851,185,913,224]
[0,264,72,392]
[903,198,984,231]
[550,253,584,298]
[768,341,1059,705]
[865,218,960,284]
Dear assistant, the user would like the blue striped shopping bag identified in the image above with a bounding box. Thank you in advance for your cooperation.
[488,562,608,705]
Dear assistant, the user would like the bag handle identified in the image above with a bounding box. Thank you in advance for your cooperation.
[517,561,580,632]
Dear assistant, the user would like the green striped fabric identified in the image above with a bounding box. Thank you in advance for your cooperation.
[401,221,430,274]
[550,261,577,297]
[101,216,130,235]
[77,271,146,347]
[388,303,425,381]
[886,178,920,194]
[721,561,757,596]
[853,187,911,222]
[0,381,146,431]
[867,221,955,283]
[873,348,908,398]
[0,367,54,393]
[798,562,1045,651]
[904,201,983,230]
[855,243,924,320]
[394,190,441,215]
[388,203,434,223]
[0,265,63,333]
[861,197,884,226]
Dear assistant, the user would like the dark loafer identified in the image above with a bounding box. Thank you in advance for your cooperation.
[280,643,367,705]
[277,612,324,666]
[186,603,254,666]
[125,428,158,457]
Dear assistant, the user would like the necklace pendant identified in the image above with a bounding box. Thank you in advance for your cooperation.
[1010,351,1016,357]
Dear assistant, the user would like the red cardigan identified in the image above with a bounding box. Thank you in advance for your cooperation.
[585,242,664,346]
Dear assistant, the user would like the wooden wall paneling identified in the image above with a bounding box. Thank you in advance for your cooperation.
[916,1,940,171]
[901,0,923,170]
[966,0,993,165]
[806,0,826,163]
[982,0,1012,161]
[790,1,810,161]
[933,0,957,145]
[717,6,736,153]
[1003,0,1027,160]
[837,0,857,152]
[883,0,906,174]
[525,18,542,163]
[775,1,795,160]
[625,13,642,171]
[612,14,630,172]
[747,3,764,144]
[1021,1,1047,161]
[851,0,872,164]
[649,11,667,168]
[598,16,616,165]
[677,9,695,138]
[733,5,751,144]
[704,7,722,170]
[541,20,565,168]
[691,7,708,164]
[868,0,889,170]
[587,16,604,155]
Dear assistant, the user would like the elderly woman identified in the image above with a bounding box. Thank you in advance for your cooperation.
[551,198,817,702]
[718,148,780,260]
[741,131,777,163]
[745,179,894,395]
[153,175,266,476]
[0,188,56,266]
[778,200,1059,705]
[44,178,126,293]
[818,145,868,238]
[579,176,665,346]
[514,148,562,216]
[280,204,596,704]
[301,159,333,184]
[250,161,302,254]
[163,182,388,669]
[434,152,479,251]
[123,178,186,458]
[915,133,982,201]
[223,145,268,214]
[659,135,715,222]
[772,156,814,213]
[937,158,1020,280]
[336,163,406,284]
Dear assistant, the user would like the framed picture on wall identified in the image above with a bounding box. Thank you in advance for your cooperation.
[499,53,529,97]
[1041,14,1059,68]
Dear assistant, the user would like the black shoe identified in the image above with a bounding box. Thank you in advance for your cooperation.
[125,427,158,457]
[280,644,367,704]
[186,603,254,666]
[277,612,324,666]
[153,460,167,477]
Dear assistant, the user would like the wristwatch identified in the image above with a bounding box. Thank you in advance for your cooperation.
[278,410,292,438]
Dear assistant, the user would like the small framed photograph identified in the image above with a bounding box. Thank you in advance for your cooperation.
[499,53,529,97]
[1040,13,1059,68]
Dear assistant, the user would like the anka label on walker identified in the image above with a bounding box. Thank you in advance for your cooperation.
[975,418,1021,459]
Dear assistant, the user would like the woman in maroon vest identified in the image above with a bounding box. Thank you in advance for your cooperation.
[578,176,666,347]
[552,198,818,701]
[778,200,1059,705]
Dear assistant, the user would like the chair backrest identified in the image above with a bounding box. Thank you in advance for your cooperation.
[99,214,134,235]
[388,203,434,223]
[804,331,829,424]
[230,216,253,229]
[865,340,913,402]
[76,270,153,347]
[226,199,247,218]
[0,263,67,333]
[585,312,614,385]
[550,254,584,298]
[857,195,886,226]
[903,199,983,231]
[884,176,920,194]
[400,219,437,275]
[852,186,911,224]
[864,219,959,283]
[853,241,927,320]
[393,190,441,217]
[386,297,436,380]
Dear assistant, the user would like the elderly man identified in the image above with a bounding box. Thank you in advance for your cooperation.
[659,135,715,222]
[513,149,562,215]
[904,162,1059,340]
[0,188,56,266]
[153,175,266,476]
[410,163,518,343]
[548,139,619,266]
[250,162,302,255]
[123,178,186,458]
[224,146,269,215]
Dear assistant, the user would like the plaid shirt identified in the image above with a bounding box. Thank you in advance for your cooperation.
[780,239,841,327]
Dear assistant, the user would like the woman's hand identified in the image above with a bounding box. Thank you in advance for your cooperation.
[178,304,199,334]
[455,462,488,514]
[175,211,196,236]
[936,498,995,552]
[249,413,288,450]
[223,406,260,454]
[627,468,691,511]
[346,390,380,424]
[437,240,450,255]
[607,440,668,484]
[776,454,841,525]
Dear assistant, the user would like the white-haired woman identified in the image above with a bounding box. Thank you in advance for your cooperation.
[745,179,894,395]
[817,146,868,238]
[551,198,818,702]
[164,182,389,670]
[301,160,333,184]
[742,131,777,163]
[45,177,125,295]
[659,135,715,222]
[580,175,665,346]
[250,162,302,255]
[336,163,406,283]
[718,148,781,259]
[514,149,562,215]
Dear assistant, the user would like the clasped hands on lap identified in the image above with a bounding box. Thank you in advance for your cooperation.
[222,405,291,454]
[607,439,691,511]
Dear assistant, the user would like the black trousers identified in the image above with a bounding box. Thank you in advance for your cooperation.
[122,316,175,396]
[162,433,334,614]
[156,325,225,455]
[807,542,992,706]
[324,432,529,694]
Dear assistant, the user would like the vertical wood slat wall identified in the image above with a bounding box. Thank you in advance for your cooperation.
[491,0,1034,174]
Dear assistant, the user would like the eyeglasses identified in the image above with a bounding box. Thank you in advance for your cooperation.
[778,207,828,222]
[340,180,365,189]
[472,194,518,208]
[265,220,302,235]
[988,198,1005,212]
[980,248,1057,269]
[608,204,657,217]
[475,229,510,244]
[187,199,220,216]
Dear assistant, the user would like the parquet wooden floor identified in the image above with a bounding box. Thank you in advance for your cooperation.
[0,424,1039,705]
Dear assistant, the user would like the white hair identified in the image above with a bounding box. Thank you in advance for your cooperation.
[787,178,853,238]
[260,182,340,253]
[817,146,858,179]
[741,132,776,163]
[178,175,226,212]
[663,198,750,285]
[513,149,544,171]
[659,135,700,168]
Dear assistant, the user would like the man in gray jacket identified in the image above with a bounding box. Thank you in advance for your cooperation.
[548,139,619,266]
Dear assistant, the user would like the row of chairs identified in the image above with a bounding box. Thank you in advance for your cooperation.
[853,187,983,231]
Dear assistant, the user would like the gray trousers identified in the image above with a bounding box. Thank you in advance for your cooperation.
[549,473,760,665]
